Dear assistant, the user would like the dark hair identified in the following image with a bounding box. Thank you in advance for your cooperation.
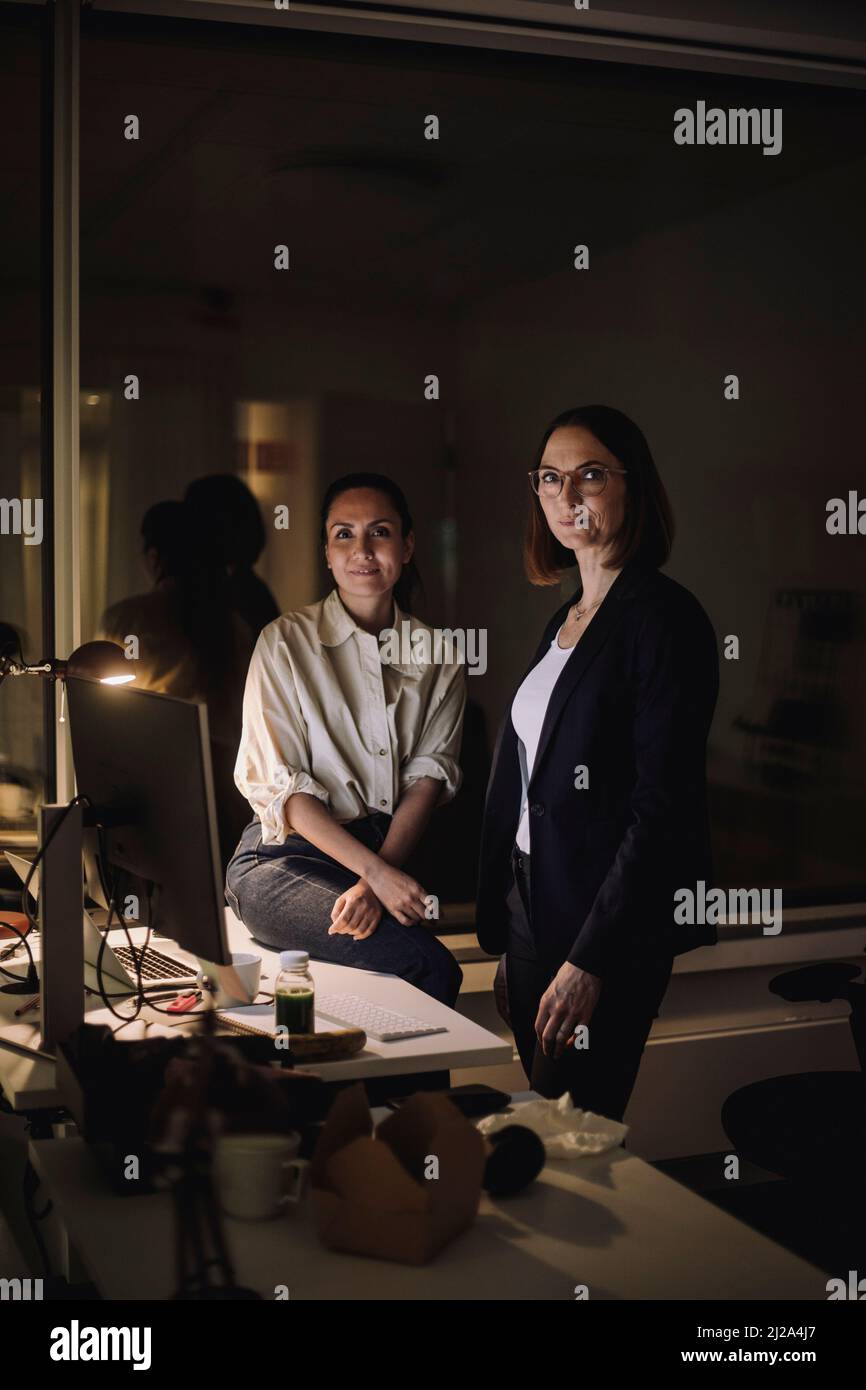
[524,404,674,587]
[140,500,185,581]
[141,495,235,702]
[319,472,421,614]
[184,474,267,569]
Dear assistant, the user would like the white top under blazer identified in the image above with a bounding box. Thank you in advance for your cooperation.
[510,625,573,853]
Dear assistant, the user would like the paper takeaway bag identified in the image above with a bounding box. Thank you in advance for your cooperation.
[310,1083,486,1264]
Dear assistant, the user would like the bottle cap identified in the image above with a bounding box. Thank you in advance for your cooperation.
[279,950,310,969]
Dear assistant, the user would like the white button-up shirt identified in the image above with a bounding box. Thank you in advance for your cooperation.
[234,588,467,843]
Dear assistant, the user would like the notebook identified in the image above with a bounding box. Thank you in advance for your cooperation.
[216,1002,282,1039]
[214,1003,350,1040]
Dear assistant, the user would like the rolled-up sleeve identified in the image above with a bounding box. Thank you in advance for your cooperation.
[234,629,330,844]
[399,658,467,805]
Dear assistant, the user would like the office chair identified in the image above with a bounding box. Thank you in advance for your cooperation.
[720,956,866,1268]
[722,957,866,1181]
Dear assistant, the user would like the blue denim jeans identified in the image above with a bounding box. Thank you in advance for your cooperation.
[224,813,463,1007]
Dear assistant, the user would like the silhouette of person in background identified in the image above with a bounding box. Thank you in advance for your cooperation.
[99,496,257,870]
[183,475,279,637]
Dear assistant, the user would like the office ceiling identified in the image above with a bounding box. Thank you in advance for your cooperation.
[5,17,866,312]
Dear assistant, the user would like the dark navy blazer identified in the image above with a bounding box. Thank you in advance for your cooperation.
[476,560,720,978]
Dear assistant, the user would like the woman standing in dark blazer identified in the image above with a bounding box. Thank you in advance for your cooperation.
[476,405,719,1121]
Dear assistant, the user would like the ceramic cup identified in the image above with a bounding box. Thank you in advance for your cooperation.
[214,1132,310,1220]
[198,951,262,1008]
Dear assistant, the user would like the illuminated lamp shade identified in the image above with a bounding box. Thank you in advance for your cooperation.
[62,641,135,684]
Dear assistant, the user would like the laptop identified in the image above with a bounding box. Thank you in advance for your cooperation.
[4,850,200,996]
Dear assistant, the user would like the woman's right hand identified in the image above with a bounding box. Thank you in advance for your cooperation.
[329,880,382,940]
[364,860,430,925]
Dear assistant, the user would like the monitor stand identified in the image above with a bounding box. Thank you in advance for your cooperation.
[38,802,85,1053]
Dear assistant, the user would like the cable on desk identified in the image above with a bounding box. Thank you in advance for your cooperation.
[0,916,37,987]
[89,863,221,1029]
[80,827,156,1024]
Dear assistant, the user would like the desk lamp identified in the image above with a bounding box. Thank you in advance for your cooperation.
[0,624,133,1055]
[0,622,134,720]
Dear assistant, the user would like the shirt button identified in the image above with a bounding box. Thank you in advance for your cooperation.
[379,799,388,807]
[378,748,387,756]
[530,803,545,817]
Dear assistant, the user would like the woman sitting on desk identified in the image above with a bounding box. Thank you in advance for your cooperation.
[477,404,719,1120]
[225,473,465,1007]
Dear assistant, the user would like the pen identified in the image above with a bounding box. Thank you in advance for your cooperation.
[14,995,40,1017]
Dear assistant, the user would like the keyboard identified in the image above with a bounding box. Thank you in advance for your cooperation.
[113,945,196,982]
[314,992,448,1042]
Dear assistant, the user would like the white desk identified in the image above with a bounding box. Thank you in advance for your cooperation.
[218,911,509,1081]
[28,1128,828,1300]
[0,909,509,1109]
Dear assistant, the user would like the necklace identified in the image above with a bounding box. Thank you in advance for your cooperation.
[572,596,605,621]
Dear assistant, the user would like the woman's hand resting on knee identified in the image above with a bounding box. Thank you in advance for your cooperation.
[363,860,430,925]
[329,880,383,940]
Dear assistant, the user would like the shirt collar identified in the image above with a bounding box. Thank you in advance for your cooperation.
[318,587,404,647]
[317,588,426,676]
[317,588,367,648]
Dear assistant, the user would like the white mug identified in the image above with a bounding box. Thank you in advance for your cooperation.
[214,1132,309,1221]
[198,951,262,1008]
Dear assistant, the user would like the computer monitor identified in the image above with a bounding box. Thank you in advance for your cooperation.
[66,676,231,967]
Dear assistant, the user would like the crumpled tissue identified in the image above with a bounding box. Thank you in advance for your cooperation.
[477,1092,628,1158]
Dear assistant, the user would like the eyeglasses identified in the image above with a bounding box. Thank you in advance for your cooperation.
[528,463,627,498]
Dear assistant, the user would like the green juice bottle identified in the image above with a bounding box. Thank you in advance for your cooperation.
[275,950,315,1036]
